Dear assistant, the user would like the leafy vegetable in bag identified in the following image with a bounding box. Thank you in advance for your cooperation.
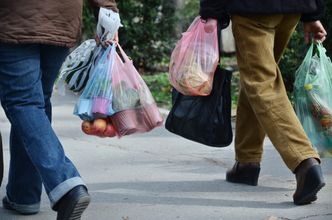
[108,44,163,137]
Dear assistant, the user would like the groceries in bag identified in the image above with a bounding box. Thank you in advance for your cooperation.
[108,44,163,137]
[169,17,219,96]
[74,44,116,121]
[294,43,332,156]
[75,43,163,138]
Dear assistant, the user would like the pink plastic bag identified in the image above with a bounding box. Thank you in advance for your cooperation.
[110,44,164,137]
[169,17,219,96]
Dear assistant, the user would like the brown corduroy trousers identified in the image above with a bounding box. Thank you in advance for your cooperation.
[231,14,320,172]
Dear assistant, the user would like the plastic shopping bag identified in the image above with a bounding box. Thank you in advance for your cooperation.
[57,40,103,93]
[57,8,122,94]
[294,43,332,157]
[109,44,164,137]
[169,16,219,96]
[74,44,116,121]
[166,66,233,147]
[97,7,122,43]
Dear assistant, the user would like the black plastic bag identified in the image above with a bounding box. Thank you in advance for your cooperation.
[165,66,233,147]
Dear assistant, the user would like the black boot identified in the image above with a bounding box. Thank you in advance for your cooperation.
[293,158,325,205]
[226,161,260,186]
[54,185,90,220]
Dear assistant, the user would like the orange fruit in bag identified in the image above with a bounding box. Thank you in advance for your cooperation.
[81,120,94,135]
[93,118,107,133]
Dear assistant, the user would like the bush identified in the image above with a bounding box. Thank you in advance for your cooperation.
[142,73,172,109]
[81,0,97,41]
[279,27,307,96]
[174,0,200,34]
[117,0,177,73]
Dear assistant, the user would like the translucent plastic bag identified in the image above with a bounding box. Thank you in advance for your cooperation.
[109,44,163,137]
[57,39,103,94]
[74,44,116,121]
[97,7,122,43]
[57,8,122,94]
[169,16,219,96]
[294,43,332,157]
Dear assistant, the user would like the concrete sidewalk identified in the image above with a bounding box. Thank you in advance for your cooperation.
[0,92,331,220]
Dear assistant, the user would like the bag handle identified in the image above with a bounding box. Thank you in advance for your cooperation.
[100,43,115,63]
[316,42,329,64]
[116,43,131,63]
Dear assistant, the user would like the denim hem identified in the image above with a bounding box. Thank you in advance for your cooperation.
[49,177,86,208]
[4,196,40,213]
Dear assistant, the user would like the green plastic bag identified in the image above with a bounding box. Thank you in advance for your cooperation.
[294,42,332,157]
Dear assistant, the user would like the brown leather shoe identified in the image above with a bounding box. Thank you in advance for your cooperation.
[226,162,260,186]
[293,158,325,205]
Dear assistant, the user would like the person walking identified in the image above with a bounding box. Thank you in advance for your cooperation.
[0,0,118,219]
[200,0,327,205]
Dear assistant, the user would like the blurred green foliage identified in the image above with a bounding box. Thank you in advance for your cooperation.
[175,0,200,35]
[279,27,307,97]
[117,0,178,73]
[81,0,96,41]
[142,73,172,109]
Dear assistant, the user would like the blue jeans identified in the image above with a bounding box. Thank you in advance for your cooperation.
[0,43,86,208]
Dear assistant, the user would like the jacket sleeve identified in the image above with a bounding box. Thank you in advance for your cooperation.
[199,0,230,29]
[199,0,226,20]
[300,0,324,22]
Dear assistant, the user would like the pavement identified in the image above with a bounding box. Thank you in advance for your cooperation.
[0,91,331,220]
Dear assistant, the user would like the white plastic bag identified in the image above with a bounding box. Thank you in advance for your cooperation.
[56,40,102,94]
[97,7,122,42]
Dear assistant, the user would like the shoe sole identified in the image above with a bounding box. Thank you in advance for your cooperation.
[226,167,260,186]
[294,182,325,205]
[226,175,258,186]
[57,195,90,220]
[294,165,326,205]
